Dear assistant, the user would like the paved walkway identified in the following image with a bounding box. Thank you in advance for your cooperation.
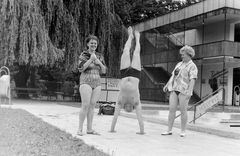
[2,99,240,156]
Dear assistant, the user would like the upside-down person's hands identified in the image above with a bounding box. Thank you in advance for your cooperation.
[109,130,116,133]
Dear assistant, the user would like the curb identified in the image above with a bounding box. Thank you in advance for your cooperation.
[120,111,240,140]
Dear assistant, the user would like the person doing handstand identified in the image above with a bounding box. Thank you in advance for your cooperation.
[109,26,145,135]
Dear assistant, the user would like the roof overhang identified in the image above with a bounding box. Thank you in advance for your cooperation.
[133,0,240,32]
[194,56,240,65]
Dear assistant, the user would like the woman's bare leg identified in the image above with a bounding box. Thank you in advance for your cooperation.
[179,93,190,135]
[131,30,141,71]
[120,27,134,70]
[167,91,179,132]
[78,85,92,134]
[87,86,101,132]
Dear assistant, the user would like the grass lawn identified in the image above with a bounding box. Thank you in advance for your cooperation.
[0,107,109,156]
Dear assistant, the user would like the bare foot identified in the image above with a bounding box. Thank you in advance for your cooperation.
[128,26,134,38]
[134,30,140,40]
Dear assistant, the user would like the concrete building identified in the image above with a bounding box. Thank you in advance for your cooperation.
[133,0,240,105]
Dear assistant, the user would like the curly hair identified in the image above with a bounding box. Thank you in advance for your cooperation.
[180,45,195,58]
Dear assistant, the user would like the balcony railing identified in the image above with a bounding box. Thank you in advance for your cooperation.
[141,41,240,65]
[194,41,240,58]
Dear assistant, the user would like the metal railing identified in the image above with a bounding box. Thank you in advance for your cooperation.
[166,32,184,46]
[145,29,184,50]
[175,87,224,124]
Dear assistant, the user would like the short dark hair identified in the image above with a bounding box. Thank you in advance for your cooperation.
[85,35,99,45]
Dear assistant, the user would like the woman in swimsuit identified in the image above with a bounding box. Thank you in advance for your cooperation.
[77,35,106,136]
[162,45,198,137]
[110,27,145,135]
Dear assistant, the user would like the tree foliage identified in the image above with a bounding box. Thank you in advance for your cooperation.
[0,0,127,90]
[0,0,65,67]
[0,0,202,89]
[114,0,203,26]
[62,0,127,77]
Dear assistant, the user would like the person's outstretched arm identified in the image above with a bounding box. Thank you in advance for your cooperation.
[109,102,122,132]
[135,102,145,135]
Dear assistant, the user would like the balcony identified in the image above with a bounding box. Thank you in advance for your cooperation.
[141,41,240,65]
[194,41,240,58]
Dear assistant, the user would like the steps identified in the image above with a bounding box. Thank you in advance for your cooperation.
[220,114,240,129]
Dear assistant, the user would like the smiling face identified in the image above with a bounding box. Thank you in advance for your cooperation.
[87,39,98,52]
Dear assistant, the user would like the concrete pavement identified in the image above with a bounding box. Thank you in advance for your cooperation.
[2,99,240,156]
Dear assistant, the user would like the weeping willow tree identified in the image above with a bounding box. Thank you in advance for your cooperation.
[0,0,127,98]
[63,0,127,77]
[0,0,66,97]
[40,0,127,77]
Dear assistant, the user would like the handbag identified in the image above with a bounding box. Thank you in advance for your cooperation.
[98,102,115,115]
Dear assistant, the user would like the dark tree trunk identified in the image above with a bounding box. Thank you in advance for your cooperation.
[14,65,30,99]
[29,67,36,88]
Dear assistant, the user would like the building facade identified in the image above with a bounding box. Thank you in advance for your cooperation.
[133,0,240,105]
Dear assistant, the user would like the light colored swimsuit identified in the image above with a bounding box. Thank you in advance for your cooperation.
[78,51,105,89]
[168,60,198,95]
